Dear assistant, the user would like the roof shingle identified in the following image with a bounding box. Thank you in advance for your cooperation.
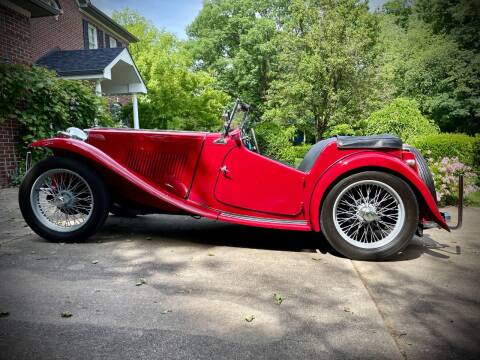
[36,48,124,77]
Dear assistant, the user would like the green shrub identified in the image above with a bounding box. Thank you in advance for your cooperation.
[474,135,480,171]
[324,124,356,138]
[293,144,312,159]
[0,64,113,158]
[409,133,476,168]
[362,98,438,141]
[255,122,297,164]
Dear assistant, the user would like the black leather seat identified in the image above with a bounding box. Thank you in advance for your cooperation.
[297,138,335,172]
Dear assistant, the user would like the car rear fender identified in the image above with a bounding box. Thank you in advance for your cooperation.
[29,138,218,219]
[308,152,449,232]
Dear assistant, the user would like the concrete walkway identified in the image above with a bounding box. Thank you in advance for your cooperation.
[0,187,479,359]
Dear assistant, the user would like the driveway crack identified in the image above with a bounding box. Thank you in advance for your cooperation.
[351,260,407,360]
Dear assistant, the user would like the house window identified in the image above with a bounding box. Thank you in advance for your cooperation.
[88,23,98,49]
[109,36,117,48]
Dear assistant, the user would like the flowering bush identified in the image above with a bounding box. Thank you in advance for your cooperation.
[429,156,478,206]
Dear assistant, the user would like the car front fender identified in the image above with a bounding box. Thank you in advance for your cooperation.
[308,152,449,232]
[29,138,218,219]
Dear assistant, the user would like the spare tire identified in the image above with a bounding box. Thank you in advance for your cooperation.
[404,145,437,203]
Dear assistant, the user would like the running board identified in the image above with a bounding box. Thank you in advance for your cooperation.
[218,212,311,231]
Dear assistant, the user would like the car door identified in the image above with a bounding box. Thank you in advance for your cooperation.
[214,145,305,216]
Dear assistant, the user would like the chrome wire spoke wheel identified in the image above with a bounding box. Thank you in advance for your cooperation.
[333,180,405,249]
[30,169,94,232]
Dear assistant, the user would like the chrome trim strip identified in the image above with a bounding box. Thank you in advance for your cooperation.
[220,212,308,225]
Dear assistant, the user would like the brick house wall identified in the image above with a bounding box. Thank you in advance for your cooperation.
[0,4,31,64]
[0,4,29,187]
[0,118,23,188]
[31,0,129,62]
[30,0,84,61]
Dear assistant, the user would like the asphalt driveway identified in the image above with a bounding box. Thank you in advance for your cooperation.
[0,187,479,359]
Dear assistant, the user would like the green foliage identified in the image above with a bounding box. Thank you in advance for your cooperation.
[264,0,380,140]
[292,144,312,160]
[415,0,480,52]
[187,0,284,114]
[0,64,112,155]
[362,98,438,142]
[378,13,480,134]
[410,133,477,168]
[255,122,297,164]
[324,124,356,138]
[113,8,229,131]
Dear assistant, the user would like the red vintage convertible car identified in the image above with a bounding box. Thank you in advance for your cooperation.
[19,100,450,260]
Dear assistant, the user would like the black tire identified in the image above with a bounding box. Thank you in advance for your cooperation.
[404,145,437,202]
[19,156,110,242]
[320,171,418,261]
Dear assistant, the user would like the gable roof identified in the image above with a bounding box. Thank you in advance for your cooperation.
[36,47,124,76]
[78,1,138,43]
[35,47,147,94]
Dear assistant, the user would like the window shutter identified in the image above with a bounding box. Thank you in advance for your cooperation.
[97,29,104,48]
[105,34,110,48]
[82,19,89,49]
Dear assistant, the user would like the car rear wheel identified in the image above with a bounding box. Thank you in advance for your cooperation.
[320,171,418,260]
[19,157,110,242]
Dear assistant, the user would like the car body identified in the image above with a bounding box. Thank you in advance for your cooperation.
[19,100,449,260]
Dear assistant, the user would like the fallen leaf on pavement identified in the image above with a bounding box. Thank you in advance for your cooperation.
[136,278,147,286]
[245,314,255,322]
[274,293,285,305]
[61,312,72,318]
[343,307,351,313]
[0,311,9,318]
[91,260,99,264]
[208,253,215,256]
[312,257,322,261]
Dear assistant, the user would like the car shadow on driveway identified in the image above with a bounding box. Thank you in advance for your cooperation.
[91,214,452,262]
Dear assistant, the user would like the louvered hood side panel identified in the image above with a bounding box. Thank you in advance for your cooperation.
[87,129,206,198]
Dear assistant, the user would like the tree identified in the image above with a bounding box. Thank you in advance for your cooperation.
[362,97,439,141]
[263,0,381,140]
[378,15,480,134]
[415,0,480,52]
[187,0,289,115]
[112,8,229,131]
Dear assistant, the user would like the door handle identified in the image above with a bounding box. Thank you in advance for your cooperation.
[220,165,229,175]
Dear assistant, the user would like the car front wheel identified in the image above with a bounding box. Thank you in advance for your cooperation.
[19,157,110,242]
[320,171,418,260]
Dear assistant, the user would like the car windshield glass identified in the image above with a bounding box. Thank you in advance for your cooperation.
[229,108,244,130]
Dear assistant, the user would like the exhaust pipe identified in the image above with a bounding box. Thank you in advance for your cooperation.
[449,174,463,230]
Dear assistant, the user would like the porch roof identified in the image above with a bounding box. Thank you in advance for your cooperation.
[36,48,147,95]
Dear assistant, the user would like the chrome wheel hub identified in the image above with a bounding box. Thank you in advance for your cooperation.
[53,190,74,208]
[357,204,378,222]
